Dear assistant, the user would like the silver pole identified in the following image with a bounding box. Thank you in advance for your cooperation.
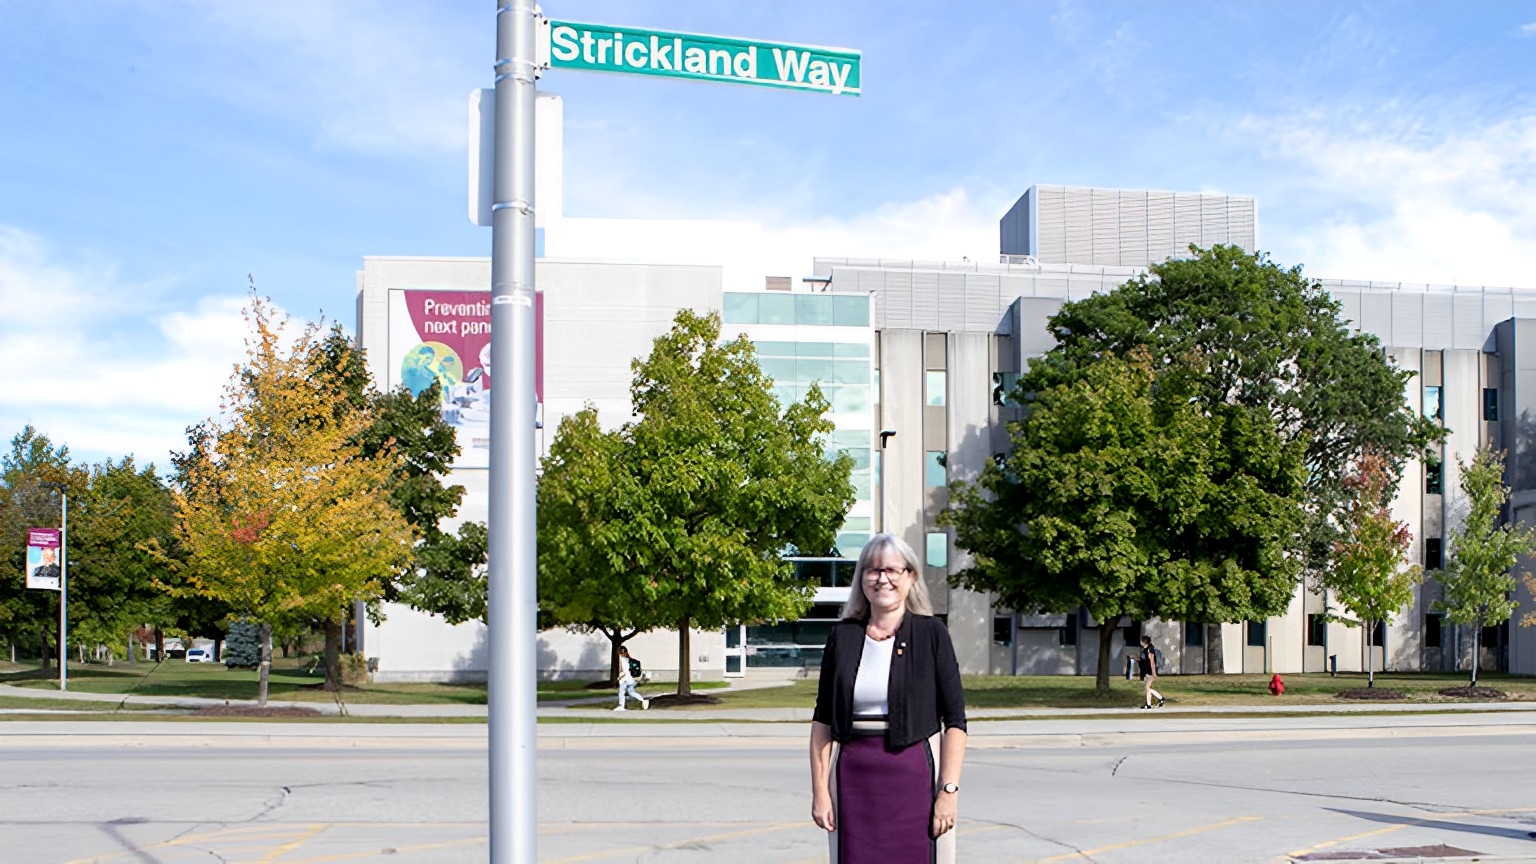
[59,490,68,692]
[489,1,538,862]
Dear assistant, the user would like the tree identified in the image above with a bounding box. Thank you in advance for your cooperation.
[0,426,73,665]
[160,297,415,704]
[945,349,1306,695]
[1440,449,1536,687]
[1325,453,1423,688]
[537,310,855,696]
[1016,245,1440,669]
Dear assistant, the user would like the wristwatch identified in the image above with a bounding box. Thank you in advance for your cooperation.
[940,782,960,794]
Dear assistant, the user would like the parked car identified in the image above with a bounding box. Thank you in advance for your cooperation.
[185,647,214,663]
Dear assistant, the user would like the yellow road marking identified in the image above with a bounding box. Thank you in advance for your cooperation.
[1030,815,1262,863]
[259,822,331,861]
[279,837,488,863]
[543,821,804,864]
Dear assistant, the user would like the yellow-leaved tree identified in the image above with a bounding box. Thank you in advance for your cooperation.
[164,295,414,705]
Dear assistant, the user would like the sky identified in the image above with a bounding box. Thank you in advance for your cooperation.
[2,1,1534,469]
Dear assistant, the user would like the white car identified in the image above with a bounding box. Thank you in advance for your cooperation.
[185,647,214,663]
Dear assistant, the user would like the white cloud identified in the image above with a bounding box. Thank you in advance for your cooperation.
[1239,111,1536,287]
[0,227,259,467]
[1521,21,1536,35]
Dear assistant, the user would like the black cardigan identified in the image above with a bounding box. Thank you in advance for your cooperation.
[812,614,968,748]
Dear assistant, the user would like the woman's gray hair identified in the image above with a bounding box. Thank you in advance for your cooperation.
[840,532,933,620]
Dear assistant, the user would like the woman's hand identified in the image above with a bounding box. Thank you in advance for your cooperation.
[930,790,957,838]
[812,789,836,832]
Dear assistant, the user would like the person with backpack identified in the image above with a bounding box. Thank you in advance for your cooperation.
[1138,635,1166,709]
[615,646,650,711]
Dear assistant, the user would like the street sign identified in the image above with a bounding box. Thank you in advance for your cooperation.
[544,20,861,96]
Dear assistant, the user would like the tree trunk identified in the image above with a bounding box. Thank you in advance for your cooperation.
[125,633,136,665]
[37,632,50,671]
[322,617,343,691]
[1469,624,1480,688]
[257,622,273,707]
[1094,624,1118,697]
[677,616,692,697]
[1206,623,1225,674]
[154,628,165,664]
[213,637,224,664]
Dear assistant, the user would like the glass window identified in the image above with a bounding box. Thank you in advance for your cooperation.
[829,430,870,450]
[758,358,797,383]
[851,468,871,502]
[1425,538,1442,570]
[993,617,1013,647]
[992,372,1021,406]
[833,294,869,326]
[1424,385,1443,421]
[833,342,870,358]
[836,531,869,556]
[830,385,869,414]
[1122,621,1142,646]
[752,340,796,358]
[797,358,834,384]
[1371,620,1386,647]
[926,532,947,567]
[770,385,800,408]
[1426,459,1443,495]
[795,295,834,326]
[1184,623,1205,647]
[926,370,947,407]
[1485,388,1499,421]
[1425,613,1443,649]
[1247,620,1267,647]
[833,359,869,384]
[1060,626,1077,646]
[796,342,836,358]
[722,293,758,324]
[872,368,880,405]
[926,451,947,487]
[1307,613,1327,647]
[758,293,795,325]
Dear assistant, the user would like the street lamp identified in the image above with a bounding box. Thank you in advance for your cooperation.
[877,430,896,534]
[38,481,67,692]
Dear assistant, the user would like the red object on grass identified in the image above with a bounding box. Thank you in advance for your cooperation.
[1269,673,1285,696]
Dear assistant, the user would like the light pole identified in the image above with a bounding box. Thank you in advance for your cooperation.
[878,430,896,534]
[39,481,67,691]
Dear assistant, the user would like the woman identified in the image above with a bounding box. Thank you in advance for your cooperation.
[809,533,968,863]
[614,646,649,711]
[1138,635,1165,709]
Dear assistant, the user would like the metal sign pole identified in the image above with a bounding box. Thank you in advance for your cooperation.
[488,1,539,862]
[59,490,68,692]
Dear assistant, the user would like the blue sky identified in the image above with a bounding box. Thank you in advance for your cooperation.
[2,1,1534,467]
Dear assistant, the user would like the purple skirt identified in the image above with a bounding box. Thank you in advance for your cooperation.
[831,732,942,864]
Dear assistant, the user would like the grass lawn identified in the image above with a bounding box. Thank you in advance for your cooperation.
[651,672,1536,712]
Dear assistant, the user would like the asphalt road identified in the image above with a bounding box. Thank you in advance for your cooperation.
[3,718,1536,863]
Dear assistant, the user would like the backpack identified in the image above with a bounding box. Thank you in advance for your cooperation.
[1151,646,1164,671]
[627,657,643,678]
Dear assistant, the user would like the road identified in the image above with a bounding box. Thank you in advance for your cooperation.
[2,717,1535,862]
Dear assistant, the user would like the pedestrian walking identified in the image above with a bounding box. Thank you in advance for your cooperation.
[614,646,649,711]
[1139,635,1165,709]
[808,533,968,864]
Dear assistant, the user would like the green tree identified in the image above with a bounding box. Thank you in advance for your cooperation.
[537,310,855,696]
[1017,245,1440,667]
[1326,453,1423,688]
[945,350,1306,695]
[0,426,73,664]
[160,297,415,704]
[1440,449,1536,687]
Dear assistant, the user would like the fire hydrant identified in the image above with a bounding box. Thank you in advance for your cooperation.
[1269,673,1285,696]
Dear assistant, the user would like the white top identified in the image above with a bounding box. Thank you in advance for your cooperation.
[852,635,895,716]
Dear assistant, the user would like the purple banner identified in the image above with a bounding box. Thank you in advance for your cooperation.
[26,527,61,591]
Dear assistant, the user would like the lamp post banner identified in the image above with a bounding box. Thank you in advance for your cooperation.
[545,20,861,96]
[26,528,61,591]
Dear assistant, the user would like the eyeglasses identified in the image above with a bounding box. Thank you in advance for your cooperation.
[864,566,911,584]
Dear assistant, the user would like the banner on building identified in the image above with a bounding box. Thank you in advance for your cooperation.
[25,528,61,591]
[387,289,543,468]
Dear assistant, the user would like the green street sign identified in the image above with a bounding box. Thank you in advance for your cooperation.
[545,20,861,97]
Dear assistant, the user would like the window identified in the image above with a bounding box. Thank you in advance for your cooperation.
[1184,623,1205,647]
[926,370,947,407]
[925,532,947,567]
[1060,626,1077,646]
[1247,620,1267,647]
[833,295,869,327]
[1122,621,1142,646]
[1370,620,1386,647]
[1425,538,1443,571]
[795,294,834,326]
[723,293,759,324]
[992,371,1021,406]
[758,293,795,325]
[1423,385,1443,421]
[1485,388,1499,422]
[1425,613,1443,649]
[1307,613,1327,647]
[925,451,947,487]
[993,617,1013,647]
[1426,459,1443,495]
